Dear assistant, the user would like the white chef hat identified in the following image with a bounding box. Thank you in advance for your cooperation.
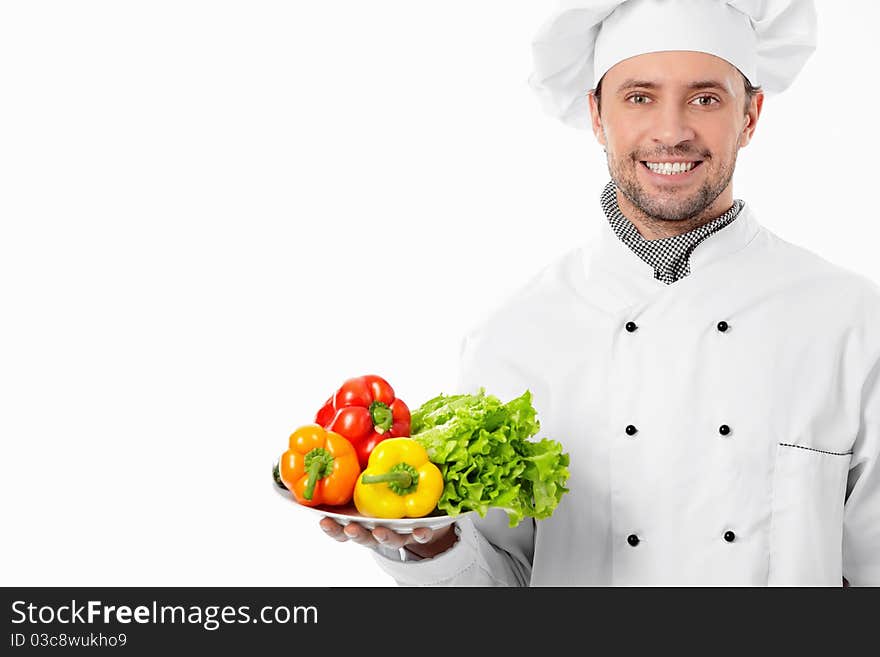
[528,0,818,129]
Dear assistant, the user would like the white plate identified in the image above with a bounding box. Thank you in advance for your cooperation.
[273,483,472,533]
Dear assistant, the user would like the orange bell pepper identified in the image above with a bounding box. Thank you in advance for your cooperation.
[279,424,360,507]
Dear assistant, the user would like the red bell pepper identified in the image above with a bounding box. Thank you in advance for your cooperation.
[315,374,411,469]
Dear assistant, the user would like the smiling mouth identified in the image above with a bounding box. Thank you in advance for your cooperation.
[640,161,704,176]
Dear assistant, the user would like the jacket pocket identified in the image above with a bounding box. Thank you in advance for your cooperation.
[768,442,851,586]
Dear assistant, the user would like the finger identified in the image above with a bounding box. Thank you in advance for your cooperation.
[319,518,349,543]
[410,527,435,545]
[371,526,407,550]
[343,522,378,549]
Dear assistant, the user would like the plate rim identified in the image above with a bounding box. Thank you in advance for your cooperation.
[273,483,473,532]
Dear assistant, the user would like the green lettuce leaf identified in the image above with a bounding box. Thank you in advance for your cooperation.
[410,388,570,527]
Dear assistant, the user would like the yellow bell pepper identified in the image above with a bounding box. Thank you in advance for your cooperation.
[354,437,443,518]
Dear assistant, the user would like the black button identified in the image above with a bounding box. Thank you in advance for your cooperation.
[625,424,638,436]
[627,534,640,547]
[717,321,729,332]
[625,321,638,333]
[724,531,736,543]
[719,424,731,436]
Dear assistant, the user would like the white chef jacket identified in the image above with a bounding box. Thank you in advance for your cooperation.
[374,201,880,586]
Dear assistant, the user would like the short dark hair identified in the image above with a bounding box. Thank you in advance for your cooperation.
[592,71,762,116]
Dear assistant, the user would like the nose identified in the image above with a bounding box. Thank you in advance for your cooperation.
[651,103,697,149]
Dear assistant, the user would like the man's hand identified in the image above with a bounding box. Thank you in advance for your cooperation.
[319,518,459,559]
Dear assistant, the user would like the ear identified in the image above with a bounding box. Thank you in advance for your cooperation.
[588,91,606,149]
[739,91,764,148]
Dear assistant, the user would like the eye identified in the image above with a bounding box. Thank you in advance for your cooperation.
[627,94,650,104]
[693,95,720,106]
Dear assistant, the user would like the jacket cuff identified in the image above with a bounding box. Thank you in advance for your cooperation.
[371,520,479,585]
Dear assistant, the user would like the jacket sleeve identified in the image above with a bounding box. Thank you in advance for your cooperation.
[371,327,538,586]
[843,352,880,586]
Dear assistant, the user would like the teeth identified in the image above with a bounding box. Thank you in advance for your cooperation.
[645,161,697,175]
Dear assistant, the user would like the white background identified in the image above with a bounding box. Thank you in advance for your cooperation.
[1,1,878,587]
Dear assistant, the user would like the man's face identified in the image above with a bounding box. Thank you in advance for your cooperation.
[589,51,762,223]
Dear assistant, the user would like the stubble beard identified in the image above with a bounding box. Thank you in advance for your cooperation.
[608,150,736,223]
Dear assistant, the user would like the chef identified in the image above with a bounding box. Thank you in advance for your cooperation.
[320,0,880,586]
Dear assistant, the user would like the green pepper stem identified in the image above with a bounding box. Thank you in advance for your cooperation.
[369,401,394,434]
[304,458,324,501]
[302,447,334,501]
[361,471,412,488]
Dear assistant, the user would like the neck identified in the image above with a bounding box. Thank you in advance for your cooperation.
[615,186,736,240]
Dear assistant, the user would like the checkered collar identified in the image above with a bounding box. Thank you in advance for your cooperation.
[600,180,745,284]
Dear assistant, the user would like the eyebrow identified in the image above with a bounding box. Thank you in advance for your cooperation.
[615,79,730,95]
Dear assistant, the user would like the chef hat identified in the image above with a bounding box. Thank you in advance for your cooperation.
[528,0,818,129]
